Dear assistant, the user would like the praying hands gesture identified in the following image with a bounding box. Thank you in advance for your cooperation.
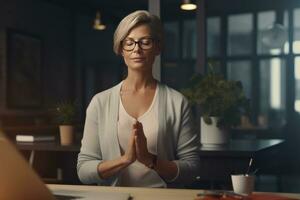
[97,120,176,180]
[123,120,154,168]
[133,120,155,168]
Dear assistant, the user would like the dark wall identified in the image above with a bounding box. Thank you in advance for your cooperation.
[0,0,122,127]
[75,14,122,110]
[0,0,73,118]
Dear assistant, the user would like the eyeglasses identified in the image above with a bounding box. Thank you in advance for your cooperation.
[122,37,155,51]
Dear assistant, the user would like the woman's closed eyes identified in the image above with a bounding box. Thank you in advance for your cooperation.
[122,37,154,51]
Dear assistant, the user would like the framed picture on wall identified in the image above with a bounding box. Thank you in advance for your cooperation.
[6,30,43,109]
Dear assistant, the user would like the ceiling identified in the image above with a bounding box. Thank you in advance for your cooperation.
[45,0,298,24]
[44,0,300,18]
[44,0,186,24]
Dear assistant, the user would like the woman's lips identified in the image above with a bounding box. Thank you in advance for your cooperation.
[132,58,145,62]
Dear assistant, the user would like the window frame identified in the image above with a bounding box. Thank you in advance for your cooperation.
[206,8,299,129]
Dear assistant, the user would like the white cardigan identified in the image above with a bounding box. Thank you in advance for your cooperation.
[77,82,200,187]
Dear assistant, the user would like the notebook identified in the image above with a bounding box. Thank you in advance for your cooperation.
[0,131,130,200]
[53,190,131,200]
[16,134,56,142]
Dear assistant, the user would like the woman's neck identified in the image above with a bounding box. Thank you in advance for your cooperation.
[122,73,156,92]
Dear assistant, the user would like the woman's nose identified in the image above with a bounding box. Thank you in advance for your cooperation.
[132,43,142,53]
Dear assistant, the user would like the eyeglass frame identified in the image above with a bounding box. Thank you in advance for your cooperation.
[121,37,158,51]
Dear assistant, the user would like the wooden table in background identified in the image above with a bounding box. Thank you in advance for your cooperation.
[16,142,80,184]
[196,139,284,188]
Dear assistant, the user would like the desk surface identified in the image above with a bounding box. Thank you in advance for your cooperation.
[199,139,283,156]
[48,184,300,200]
[15,142,80,152]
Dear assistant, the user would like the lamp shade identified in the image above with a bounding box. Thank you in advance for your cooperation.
[93,11,106,30]
[261,23,287,49]
[180,0,197,10]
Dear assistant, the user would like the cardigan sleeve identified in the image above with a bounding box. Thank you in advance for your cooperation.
[172,98,200,185]
[77,97,115,185]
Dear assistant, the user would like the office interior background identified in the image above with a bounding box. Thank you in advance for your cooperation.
[0,0,300,193]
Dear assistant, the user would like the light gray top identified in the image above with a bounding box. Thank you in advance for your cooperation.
[77,82,200,187]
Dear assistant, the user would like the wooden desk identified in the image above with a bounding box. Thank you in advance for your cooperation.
[16,142,80,152]
[197,139,284,187]
[48,184,300,200]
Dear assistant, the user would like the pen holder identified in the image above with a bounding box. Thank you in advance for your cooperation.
[231,174,255,195]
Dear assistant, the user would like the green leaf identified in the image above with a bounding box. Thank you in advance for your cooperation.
[53,100,78,125]
[180,67,251,128]
[203,116,212,125]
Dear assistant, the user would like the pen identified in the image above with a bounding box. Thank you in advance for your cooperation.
[245,158,253,175]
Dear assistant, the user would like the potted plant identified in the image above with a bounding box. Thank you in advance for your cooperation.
[181,69,250,146]
[54,101,78,145]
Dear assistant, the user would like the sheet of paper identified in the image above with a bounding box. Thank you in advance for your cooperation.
[52,189,130,200]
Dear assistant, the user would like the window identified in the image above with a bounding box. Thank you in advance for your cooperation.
[257,11,276,55]
[259,58,287,128]
[295,57,300,113]
[258,11,289,55]
[207,17,221,57]
[293,9,300,53]
[227,61,252,98]
[206,9,293,129]
[227,13,253,56]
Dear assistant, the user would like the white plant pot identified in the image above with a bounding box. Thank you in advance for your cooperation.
[59,125,74,145]
[200,117,230,146]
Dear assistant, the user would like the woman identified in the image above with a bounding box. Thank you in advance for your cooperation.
[77,10,200,188]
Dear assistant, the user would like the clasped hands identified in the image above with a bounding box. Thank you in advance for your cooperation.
[123,120,154,168]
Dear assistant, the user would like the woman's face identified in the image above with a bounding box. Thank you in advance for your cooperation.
[121,24,160,73]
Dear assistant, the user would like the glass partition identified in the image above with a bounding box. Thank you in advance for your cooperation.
[293,8,300,54]
[227,13,253,56]
[294,57,300,113]
[257,10,289,55]
[259,58,287,128]
[227,60,252,99]
[207,17,221,57]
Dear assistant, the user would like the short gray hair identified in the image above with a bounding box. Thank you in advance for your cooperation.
[113,10,163,55]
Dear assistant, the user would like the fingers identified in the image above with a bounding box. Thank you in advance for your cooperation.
[132,119,138,129]
[133,126,140,154]
[130,120,150,165]
[126,130,136,164]
[134,135,139,154]
[129,121,137,150]
[132,120,144,138]
[132,119,141,131]
[129,130,136,145]
[129,124,137,147]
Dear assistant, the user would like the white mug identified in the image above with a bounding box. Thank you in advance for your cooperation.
[231,174,255,195]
